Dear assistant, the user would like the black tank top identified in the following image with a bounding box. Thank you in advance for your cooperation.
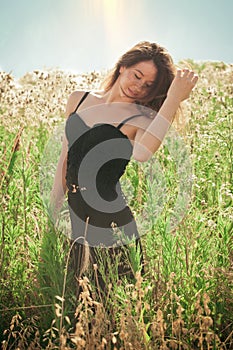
[65,92,142,200]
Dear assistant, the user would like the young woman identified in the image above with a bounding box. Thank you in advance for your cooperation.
[50,41,198,291]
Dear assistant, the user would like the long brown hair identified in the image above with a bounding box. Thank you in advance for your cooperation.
[102,41,176,112]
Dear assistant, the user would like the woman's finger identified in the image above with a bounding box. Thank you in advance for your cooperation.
[191,74,199,85]
[182,68,190,77]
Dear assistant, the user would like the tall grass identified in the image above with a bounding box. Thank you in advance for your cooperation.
[0,62,232,349]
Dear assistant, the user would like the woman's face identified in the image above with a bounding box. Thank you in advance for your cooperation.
[118,60,157,102]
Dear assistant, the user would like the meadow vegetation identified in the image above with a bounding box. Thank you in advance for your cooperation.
[0,61,232,349]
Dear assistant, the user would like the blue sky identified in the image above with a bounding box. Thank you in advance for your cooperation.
[0,0,232,78]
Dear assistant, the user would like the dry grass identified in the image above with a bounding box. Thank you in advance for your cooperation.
[0,62,233,349]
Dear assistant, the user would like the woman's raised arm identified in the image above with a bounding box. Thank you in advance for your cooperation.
[133,69,198,162]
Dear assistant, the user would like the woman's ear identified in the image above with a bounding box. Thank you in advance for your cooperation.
[119,66,126,74]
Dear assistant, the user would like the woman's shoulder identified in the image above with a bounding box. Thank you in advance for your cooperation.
[65,90,89,118]
[134,113,153,130]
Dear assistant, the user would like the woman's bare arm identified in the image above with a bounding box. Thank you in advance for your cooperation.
[50,91,84,219]
[133,69,198,162]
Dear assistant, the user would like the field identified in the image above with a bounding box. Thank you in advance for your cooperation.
[0,61,232,349]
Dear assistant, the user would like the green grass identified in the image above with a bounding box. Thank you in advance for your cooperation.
[0,63,232,349]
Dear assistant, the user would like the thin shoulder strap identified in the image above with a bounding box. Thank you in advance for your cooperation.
[117,114,143,130]
[73,91,89,113]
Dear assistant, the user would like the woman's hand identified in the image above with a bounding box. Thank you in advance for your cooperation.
[167,69,198,102]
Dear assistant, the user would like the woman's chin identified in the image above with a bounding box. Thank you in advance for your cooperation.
[120,88,136,101]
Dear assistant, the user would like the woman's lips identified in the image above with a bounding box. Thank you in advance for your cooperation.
[127,87,138,97]
[121,87,138,99]
[120,86,139,99]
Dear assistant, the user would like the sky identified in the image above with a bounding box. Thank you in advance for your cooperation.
[0,0,232,78]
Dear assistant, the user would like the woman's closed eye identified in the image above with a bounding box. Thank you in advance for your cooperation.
[133,72,153,89]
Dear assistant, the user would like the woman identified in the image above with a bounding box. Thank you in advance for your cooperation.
[50,41,198,291]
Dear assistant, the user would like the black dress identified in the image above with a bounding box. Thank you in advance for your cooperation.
[65,92,143,287]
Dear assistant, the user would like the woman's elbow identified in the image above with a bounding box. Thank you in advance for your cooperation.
[132,138,162,162]
[132,149,153,163]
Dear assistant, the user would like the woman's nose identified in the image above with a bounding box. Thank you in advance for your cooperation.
[133,81,144,91]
